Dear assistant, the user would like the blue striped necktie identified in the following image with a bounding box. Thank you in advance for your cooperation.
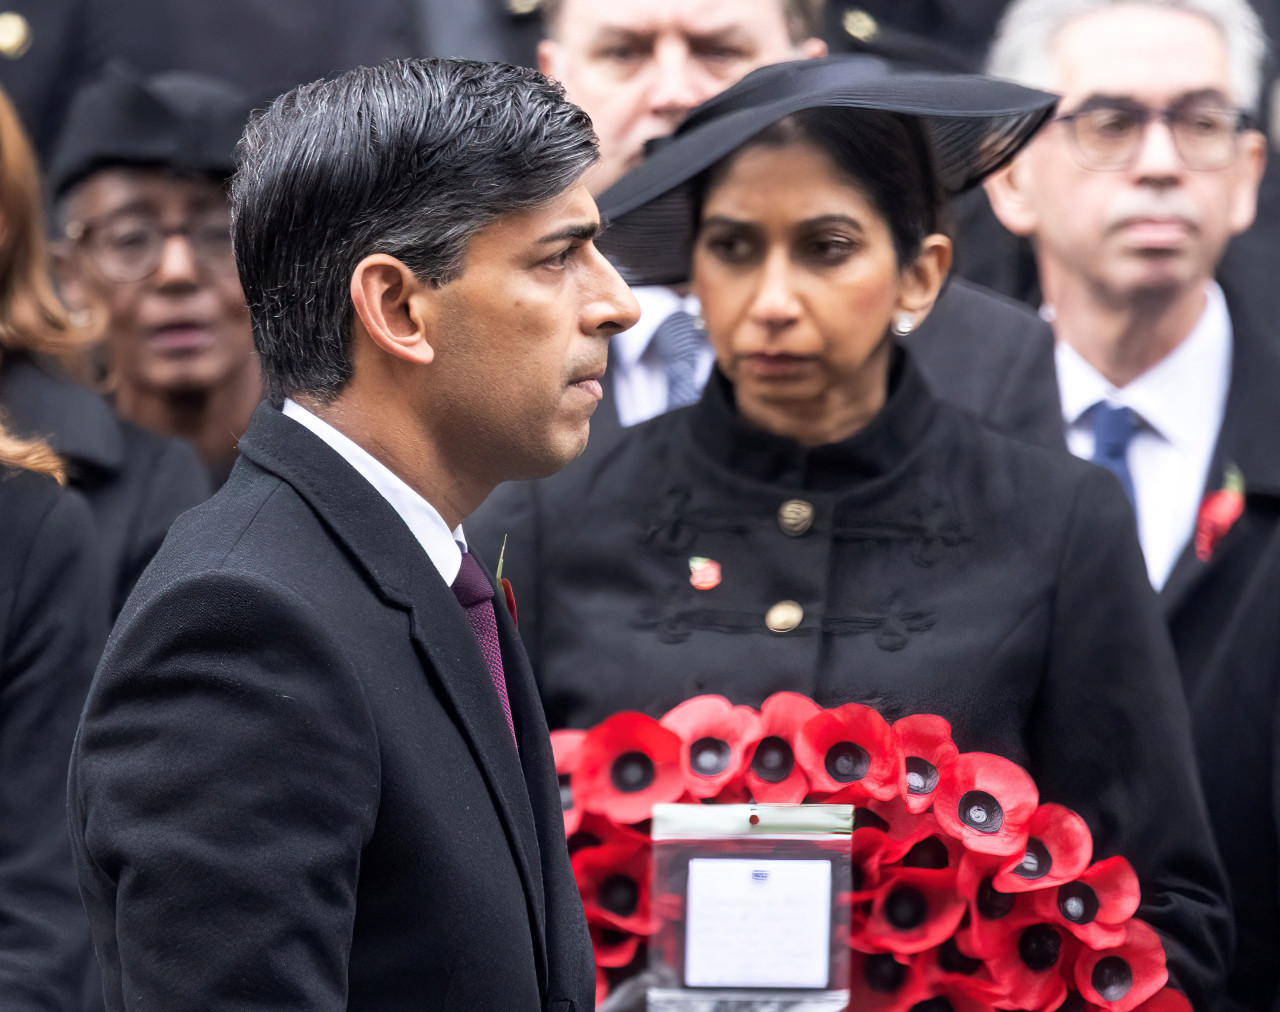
[1090,402,1139,506]
[651,310,706,410]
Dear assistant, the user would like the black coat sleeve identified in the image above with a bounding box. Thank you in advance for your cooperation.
[69,571,381,1010]
[1031,468,1231,1006]
[0,484,104,1010]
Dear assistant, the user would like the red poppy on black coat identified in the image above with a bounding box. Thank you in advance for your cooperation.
[660,695,762,799]
[743,692,823,802]
[893,713,960,814]
[1194,464,1245,561]
[857,866,968,956]
[1031,856,1140,950]
[590,922,641,969]
[934,752,1038,856]
[574,711,684,824]
[1132,989,1192,1011]
[994,803,1094,894]
[955,849,1038,960]
[796,702,902,800]
[1073,919,1168,1012]
[574,840,655,935]
[551,729,587,835]
[983,921,1072,1012]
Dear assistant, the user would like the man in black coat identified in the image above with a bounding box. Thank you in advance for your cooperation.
[69,57,639,1010]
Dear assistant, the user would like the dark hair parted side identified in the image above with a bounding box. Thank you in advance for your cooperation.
[231,58,598,404]
[702,108,943,266]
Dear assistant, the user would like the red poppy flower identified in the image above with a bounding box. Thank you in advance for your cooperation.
[1031,856,1141,950]
[983,922,1073,1012]
[994,803,1094,894]
[934,752,1038,856]
[1195,464,1245,561]
[1133,989,1192,1012]
[574,712,684,825]
[920,938,1005,1004]
[857,867,968,956]
[893,713,960,814]
[841,795,947,865]
[573,841,654,935]
[849,950,931,1011]
[795,702,901,800]
[590,922,641,969]
[743,692,824,802]
[1073,919,1168,1012]
[956,849,1039,960]
[660,695,762,799]
[551,729,587,835]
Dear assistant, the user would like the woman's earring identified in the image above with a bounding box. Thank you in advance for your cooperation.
[892,313,915,336]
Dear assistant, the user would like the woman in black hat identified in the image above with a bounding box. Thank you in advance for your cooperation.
[469,57,1227,1002]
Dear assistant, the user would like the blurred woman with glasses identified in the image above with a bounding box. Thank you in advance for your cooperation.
[51,65,260,486]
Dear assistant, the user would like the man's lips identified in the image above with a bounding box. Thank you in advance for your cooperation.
[1115,217,1194,249]
[569,366,606,400]
[147,322,215,353]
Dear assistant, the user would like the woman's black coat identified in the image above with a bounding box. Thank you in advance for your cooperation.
[469,350,1232,1006]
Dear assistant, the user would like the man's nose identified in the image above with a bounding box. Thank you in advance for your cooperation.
[647,39,716,120]
[1131,116,1184,182]
[153,234,201,287]
[585,247,641,337]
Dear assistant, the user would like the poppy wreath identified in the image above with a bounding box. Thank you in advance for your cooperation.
[556,693,1190,1011]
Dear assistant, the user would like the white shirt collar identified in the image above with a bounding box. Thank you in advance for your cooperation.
[281,399,465,585]
[612,285,702,368]
[1055,281,1232,451]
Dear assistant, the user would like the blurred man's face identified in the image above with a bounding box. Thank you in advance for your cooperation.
[540,0,826,195]
[987,5,1264,307]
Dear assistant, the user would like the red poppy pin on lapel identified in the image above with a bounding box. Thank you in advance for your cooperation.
[688,556,721,590]
[1195,463,1245,561]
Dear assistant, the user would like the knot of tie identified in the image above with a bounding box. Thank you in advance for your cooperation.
[452,551,495,608]
[1090,402,1139,506]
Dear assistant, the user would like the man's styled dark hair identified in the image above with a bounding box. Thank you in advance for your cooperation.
[231,58,598,405]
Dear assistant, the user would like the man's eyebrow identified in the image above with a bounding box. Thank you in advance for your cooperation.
[537,218,608,244]
[1071,88,1231,113]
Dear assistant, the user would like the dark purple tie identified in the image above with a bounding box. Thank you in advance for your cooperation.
[451,551,517,747]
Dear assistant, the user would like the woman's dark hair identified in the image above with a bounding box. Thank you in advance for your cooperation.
[699,107,945,266]
[231,58,598,405]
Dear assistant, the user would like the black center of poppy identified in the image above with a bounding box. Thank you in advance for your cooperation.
[905,756,940,795]
[910,1000,955,1012]
[854,808,890,832]
[1092,957,1133,1001]
[885,886,928,930]
[1018,924,1062,972]
[611,751,655,793]
[825,741,870,782]
[938,938,982,975]
[1055,995,1089,1012]
[903,836,950,870]
[851,864,866,892]
[599,874,639,918]
[598,927,630,949]
[751,736,794,783]
[864,953,906,992]
[958,791,1003,833]
[977,876,1015,919]
[558,773,573,812]
[690,737,731,776]
[1058,882,1100,924]
[1015,838,1053,880]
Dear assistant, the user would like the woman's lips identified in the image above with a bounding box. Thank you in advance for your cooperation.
[740,353,816,379]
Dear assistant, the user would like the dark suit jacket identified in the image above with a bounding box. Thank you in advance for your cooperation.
[0,468,106,1010]
[68,404,593,1011]
[1,352,209,616]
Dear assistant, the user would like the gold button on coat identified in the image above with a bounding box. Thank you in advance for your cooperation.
[843,9,878,42]
[765,600,804,633]
[0,12,31,59]
[778,499,815,536]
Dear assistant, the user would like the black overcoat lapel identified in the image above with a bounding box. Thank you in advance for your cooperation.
[237,405,549,990]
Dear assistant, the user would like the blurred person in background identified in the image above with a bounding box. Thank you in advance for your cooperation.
[0,421,107,1009]
[984,1,1280,1005]
[0,82,207,618]
[51,65,259,487]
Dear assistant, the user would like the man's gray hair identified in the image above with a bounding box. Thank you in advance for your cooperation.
[988,0,1267,112]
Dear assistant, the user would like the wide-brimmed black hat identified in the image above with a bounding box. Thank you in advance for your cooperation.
[48,62,252,198]
[595,55,1057,286]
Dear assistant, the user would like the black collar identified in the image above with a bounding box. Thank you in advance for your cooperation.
[687,348,938,492]
[0,352,124,473]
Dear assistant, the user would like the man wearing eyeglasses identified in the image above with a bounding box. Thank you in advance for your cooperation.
[51,66,260,487]
[986,3,1280,1009]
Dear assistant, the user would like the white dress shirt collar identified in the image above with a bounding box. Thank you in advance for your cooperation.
[281,399,465,585]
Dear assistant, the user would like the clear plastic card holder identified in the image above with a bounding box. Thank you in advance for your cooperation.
[646,803,854,1012]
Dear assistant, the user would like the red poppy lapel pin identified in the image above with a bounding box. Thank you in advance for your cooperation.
[1194,463,1245,562]
[496,535,517,626]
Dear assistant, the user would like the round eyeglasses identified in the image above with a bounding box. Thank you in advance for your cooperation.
[65,211,237,283]
[1054,98,1253,171]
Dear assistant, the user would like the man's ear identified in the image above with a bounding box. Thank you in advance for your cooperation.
[896,234,953,325]
[349,254,435,366]
[1228,129,1267,235]
[984,157,1040,238]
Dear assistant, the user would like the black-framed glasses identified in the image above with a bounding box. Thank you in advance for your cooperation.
[65,211,236,283]
[1054,97,1253,171]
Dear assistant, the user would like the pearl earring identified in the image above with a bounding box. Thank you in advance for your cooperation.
[892,313,915,336]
